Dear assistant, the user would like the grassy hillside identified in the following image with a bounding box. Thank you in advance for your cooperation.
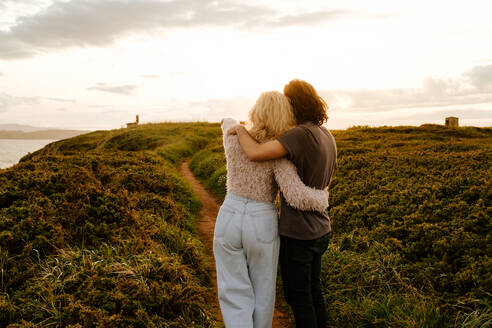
[1,122,490,327]
[0,123,221,327]
[190,124,492,327]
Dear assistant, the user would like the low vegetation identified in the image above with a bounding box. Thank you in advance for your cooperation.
[190,124,492,327]
[0,123,220,327]
[1,122,489,327]
[190,136,226,203]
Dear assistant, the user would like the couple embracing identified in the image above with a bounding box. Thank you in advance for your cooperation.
[214,79,337,328]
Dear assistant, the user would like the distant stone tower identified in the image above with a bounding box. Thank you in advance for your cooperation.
[126,114,139,128]
[445,117,459,127]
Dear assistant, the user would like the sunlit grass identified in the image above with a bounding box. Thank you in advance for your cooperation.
[190,124,492,327]
[0,122,221,327]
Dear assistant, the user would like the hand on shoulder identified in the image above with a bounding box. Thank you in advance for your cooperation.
[227,124,246,136]
[221,118,240,134]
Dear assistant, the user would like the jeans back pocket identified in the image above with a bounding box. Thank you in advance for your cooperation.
[214,204,236,238]
[251,209,278,244]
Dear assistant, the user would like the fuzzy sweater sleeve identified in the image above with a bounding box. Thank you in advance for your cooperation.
[221,118,238,135]
[273,158,329,212]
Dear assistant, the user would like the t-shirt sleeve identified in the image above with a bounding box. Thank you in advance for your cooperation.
[277,126,307,161]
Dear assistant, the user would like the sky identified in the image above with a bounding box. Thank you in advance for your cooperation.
[0,0,491,130]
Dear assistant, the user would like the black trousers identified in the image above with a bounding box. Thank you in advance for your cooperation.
[279,232,331,328]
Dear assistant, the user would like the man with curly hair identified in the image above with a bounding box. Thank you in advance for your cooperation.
[230,79,337,328]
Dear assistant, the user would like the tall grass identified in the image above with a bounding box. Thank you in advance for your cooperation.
[189,138,226,202]
[0,122,221,327]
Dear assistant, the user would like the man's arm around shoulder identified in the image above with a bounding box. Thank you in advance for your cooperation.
[233,125,288,161]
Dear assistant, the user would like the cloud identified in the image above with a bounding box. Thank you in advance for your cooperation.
[0,0,12,10]
[0,0,360,60]
[0,39,38,59]
[321,64,492,112]
[153,65,492,123]
[184,96,254,122]
[270,9,351,27]
[465,64,492,91]
[0,0,45,7]
[0,92,77,113]
[140,74,160,79]
[0,0,53,30]
[0,92,39,112]
[87,83,137,95]
[43,97,76,103]
[413,108,492,121]
[139,96,254,123]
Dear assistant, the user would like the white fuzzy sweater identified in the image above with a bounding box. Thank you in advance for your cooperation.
[222,118,328,212]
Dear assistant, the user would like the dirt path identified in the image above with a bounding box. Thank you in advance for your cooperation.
[179,160,291,328]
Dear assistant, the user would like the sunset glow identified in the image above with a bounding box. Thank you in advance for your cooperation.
[1,0,491,129]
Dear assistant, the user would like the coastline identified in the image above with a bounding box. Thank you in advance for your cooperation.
[0,139,57,169]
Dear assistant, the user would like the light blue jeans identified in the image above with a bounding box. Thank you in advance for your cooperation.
[213,193,280,328]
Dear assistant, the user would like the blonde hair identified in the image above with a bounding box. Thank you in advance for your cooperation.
[248,91,296,142]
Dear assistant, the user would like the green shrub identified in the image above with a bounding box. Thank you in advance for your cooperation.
[0,122,220,327]
[190,138,226,202]
[190,125,492,326]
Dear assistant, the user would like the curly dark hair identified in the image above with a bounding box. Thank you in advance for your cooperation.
[283,79,328,126]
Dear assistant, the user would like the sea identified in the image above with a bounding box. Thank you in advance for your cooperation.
[0,139,57,169]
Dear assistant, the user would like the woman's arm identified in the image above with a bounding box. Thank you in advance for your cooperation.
[273,158,329,212]
[232,124,288,161]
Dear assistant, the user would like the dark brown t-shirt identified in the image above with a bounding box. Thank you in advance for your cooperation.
[277,122,337,240]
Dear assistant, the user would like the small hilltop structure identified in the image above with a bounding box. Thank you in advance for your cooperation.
[126,115,139,128]
[445,116,459,127]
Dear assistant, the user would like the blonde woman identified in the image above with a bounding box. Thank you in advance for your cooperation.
[215,91,329,328]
